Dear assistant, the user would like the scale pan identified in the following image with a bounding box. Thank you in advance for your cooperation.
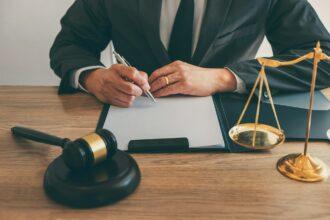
[229,123,285,150]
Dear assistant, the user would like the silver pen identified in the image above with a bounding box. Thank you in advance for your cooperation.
[113,50,157,103]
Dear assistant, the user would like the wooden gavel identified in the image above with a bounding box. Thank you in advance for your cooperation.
[11,126,118,170]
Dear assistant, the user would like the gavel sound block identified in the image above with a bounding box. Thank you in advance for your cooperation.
[12,126,141,208]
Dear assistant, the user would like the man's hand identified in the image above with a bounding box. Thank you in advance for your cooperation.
[83,64,150,107]
[149,61,237,97]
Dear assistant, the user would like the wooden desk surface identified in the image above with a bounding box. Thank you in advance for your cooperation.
[0,86,329,220]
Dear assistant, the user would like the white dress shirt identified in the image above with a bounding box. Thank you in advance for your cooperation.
[71,0,246,93]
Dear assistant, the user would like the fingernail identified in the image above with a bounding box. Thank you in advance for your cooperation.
[143,84,151,91]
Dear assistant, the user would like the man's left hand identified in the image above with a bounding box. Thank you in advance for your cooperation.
[149,61,237,97]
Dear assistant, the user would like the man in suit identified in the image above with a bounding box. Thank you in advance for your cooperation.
[50,0,330,107]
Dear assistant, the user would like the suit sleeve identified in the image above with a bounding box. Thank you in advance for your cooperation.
[227,0,330,95]
[49,0,111,94]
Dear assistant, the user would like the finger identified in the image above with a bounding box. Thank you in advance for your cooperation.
[111,79,143,96]
[102,70,143,96]
[141,71,149,83]
[94,85,117,104]
[153,82,183,98]
[100,93,132,108]
[150,72,182,92]
[113,97,134,108]
[116,92,135,104]
[139,71,151,91]
[149,64,176,83]
[101,85,136,105]
[114,65,150,91]
[106,97,131,108]
[94,93,108,104]
[109,87,136,104]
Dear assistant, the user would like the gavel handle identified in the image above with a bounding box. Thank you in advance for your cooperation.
[11,126,70,147]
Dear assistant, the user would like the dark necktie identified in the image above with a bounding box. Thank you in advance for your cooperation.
[168,0,195,63]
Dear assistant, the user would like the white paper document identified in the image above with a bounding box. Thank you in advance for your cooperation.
[102,96,224,151]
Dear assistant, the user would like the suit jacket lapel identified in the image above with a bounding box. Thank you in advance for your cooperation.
[193,0,233,65]
[139,0,171,67]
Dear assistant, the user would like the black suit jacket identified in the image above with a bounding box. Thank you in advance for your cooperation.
[50,0,330,94]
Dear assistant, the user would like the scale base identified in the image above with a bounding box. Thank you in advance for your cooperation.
[229,123,285,150]
[277,153,329,182]
[44,150,141,208]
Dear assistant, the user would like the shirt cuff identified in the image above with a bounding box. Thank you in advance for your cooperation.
[225,67,247,94]
[70,66,106,92]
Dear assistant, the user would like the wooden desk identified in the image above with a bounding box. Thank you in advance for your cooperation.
[0,86,329,220]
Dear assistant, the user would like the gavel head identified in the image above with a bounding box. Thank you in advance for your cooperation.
[62,129,117,170]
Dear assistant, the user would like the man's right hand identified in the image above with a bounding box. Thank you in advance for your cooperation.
[82,64,150,107]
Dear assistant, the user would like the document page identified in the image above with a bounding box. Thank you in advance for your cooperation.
[103,96,224,150]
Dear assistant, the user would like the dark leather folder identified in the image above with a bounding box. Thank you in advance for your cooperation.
[214,93,330,153]
[97,93,329,153]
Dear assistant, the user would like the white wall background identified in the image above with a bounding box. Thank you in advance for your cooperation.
[0,0,329,86]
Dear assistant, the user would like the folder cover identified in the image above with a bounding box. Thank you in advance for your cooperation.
[213,93,330,152]
[97,93,329,153]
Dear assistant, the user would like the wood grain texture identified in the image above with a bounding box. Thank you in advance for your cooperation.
[0,86,329,220]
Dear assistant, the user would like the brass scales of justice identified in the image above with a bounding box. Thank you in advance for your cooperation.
[229,42,330,182]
